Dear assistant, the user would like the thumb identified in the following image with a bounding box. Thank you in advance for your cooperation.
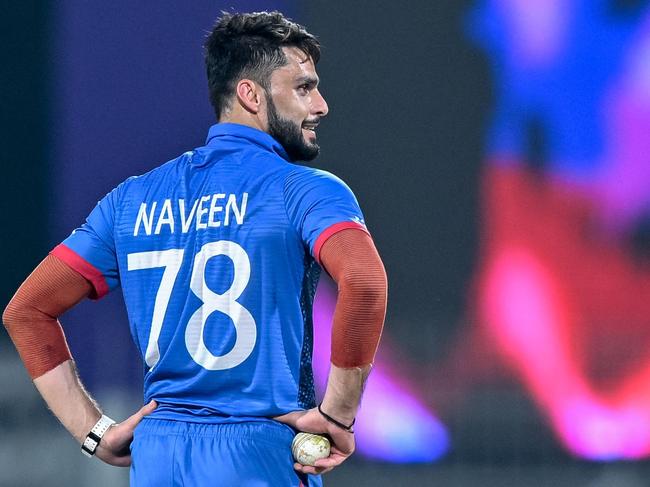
[274,410,306,428]
[123,400,157,428]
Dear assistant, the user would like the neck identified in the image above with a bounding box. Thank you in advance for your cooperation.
[220,112,267,133]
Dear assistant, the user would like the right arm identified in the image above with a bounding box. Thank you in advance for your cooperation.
[3,255,154,466]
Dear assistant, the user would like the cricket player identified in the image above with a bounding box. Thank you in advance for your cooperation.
[3,11,387,486]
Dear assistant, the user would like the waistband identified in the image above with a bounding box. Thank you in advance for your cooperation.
[136,417,295,442]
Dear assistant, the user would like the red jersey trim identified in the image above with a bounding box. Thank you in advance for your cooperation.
[313,221,371,265]
[50,243,109,299]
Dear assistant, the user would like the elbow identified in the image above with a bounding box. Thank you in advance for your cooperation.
[3,286,39,334]
[3,297,19,332]
[340,261,388,310]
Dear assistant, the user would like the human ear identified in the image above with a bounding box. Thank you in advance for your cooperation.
[235,79,262,114]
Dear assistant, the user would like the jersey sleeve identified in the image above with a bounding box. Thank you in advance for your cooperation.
[283,168,370,264]
[50,187,121,299]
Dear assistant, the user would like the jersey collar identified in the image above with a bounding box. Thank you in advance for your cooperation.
[205,123,290,161]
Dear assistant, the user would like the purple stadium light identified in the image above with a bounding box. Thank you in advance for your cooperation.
[312,277,449,462]
[471,0,650,460]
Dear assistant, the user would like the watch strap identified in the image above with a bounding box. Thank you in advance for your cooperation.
[81,414,115,457]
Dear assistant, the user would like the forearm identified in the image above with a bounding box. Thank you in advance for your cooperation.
[2,256,86,378]
[2,255,98,443]
[318,229,388,422]
[33,360,102,444]
[320,364,371,424]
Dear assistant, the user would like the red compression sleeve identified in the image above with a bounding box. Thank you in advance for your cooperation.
[2,254,92,379]
[319,228,388,368]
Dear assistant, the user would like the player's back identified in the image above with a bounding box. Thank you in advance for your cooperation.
[116,124,321,422]
[54,123,368,423]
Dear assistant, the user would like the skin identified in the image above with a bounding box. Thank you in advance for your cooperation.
[26,46,374,477]
[34,359,156,467]
[222,46,329,161]
[222,46,370,475]
[23,256,153,467]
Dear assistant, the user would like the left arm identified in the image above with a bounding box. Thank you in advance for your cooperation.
[276,228,387,474]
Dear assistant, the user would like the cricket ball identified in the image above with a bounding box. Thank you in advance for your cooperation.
[291,432,331,466]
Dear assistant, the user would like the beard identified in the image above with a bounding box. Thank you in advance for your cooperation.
[266,94,320,162]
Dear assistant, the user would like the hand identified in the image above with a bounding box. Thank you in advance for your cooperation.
[95,400,157,467]
[274,407,355,475]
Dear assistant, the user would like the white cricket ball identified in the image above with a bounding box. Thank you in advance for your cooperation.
[291,432,331,466]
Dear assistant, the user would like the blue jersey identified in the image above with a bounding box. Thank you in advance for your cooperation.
[53,123,368,422]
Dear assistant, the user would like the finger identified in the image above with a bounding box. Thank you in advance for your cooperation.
[114,455,132,467]
[273,410,304,426]
[140,399,157,416]
[294,463,321,473]
[313,456,344,469]
[123,400,157,428]
[329,445,354,456]
[293,463,329,475]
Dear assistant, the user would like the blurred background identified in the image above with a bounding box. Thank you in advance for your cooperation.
[3,0,650,485]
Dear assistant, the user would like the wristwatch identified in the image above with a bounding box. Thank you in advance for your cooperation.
[81,414,116,457]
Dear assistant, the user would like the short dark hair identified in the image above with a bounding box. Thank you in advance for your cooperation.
[204,11,321,120]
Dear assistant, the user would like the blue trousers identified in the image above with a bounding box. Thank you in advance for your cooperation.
[130,418,322,487]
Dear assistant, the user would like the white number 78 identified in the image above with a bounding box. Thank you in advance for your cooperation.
[127,241,257,371]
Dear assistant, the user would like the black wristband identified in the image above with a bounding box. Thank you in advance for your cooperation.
[318,403,355,432]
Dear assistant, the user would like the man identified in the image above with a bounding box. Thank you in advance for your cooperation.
[3,11,387,486]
